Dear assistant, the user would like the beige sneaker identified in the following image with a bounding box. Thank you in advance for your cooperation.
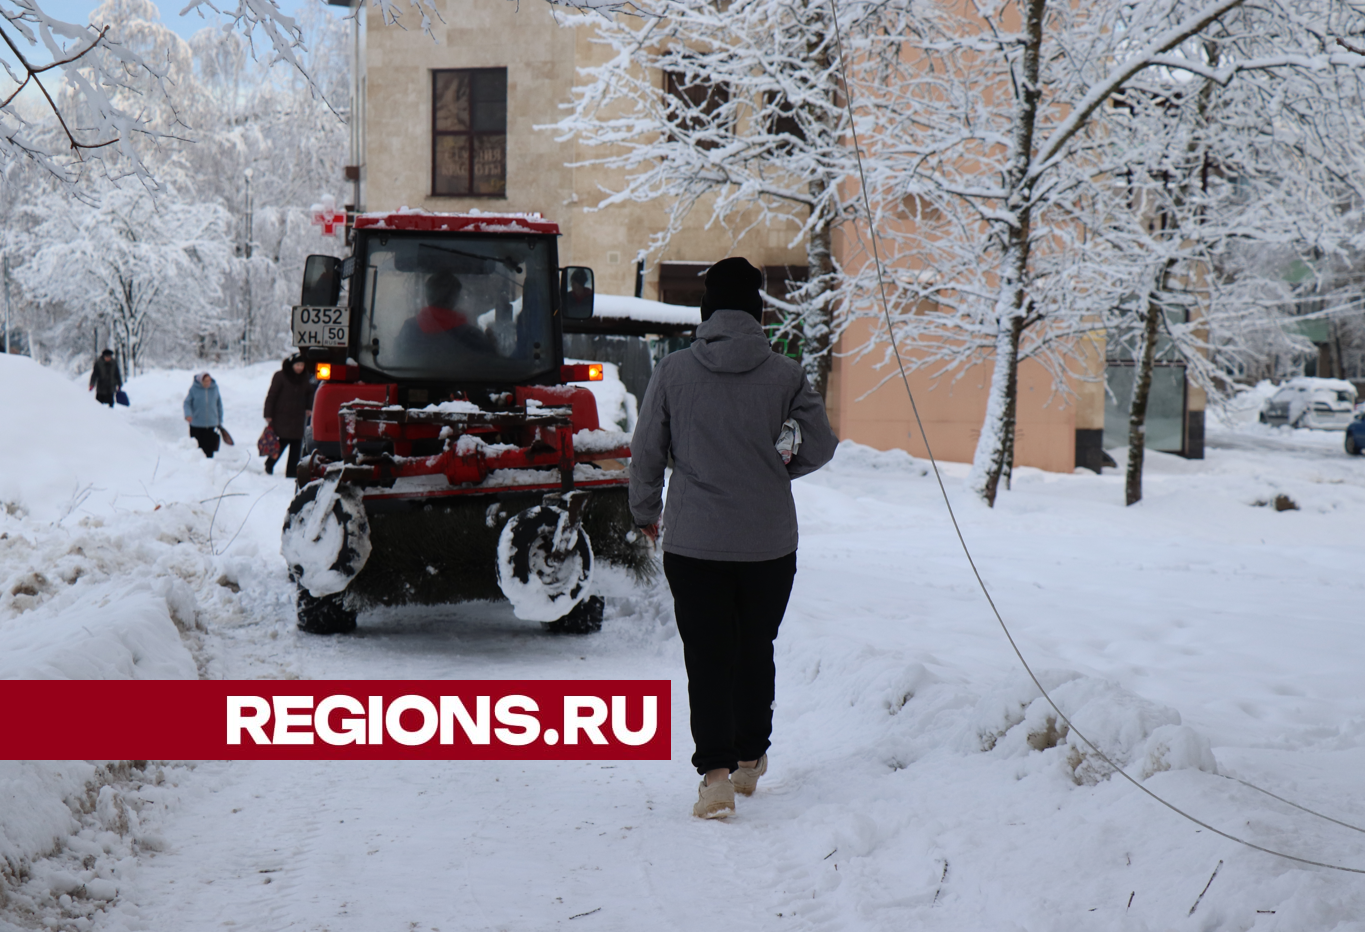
[692,777,736,819]
[731,754,768,797]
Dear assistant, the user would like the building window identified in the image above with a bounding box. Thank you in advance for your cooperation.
[1102,304,1190,454]
[432,69,507,197]
[664,68,729,150]
[763,92,805,148]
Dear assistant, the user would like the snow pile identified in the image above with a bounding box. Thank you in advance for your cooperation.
[825,438,930,475]
[0,761,100,877]
[0,357,223,682]
[0,579,197,679]
[967,672,1217,784]
[0,355,163,524]
[0,762,189,932]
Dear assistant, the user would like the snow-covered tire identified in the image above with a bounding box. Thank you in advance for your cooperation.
[282,479,372,597]
[542,595,604,635]
[296,588,357,635]
[1347,433,1360,456]
[496,504,593,622]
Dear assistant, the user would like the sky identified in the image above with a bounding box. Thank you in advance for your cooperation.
[22,0,346,42]
[0,0,350,118]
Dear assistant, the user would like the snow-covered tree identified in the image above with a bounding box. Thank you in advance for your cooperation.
[0,0,383,186]
[548,0,901,398]
[854,0,1365,505]
[17,183,232,374]
[173,4,351,361]
[5,0,350,369]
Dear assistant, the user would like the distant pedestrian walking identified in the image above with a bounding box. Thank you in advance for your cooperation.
[263,355,314,478]
[629,257,838,820]
[184,372,225,458]
[89,349,122,407]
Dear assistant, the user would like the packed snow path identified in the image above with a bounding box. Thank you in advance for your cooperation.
[3,360,1365,930]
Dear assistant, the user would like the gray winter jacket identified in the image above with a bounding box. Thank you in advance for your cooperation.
[629,310,837,561]
[183,377,224,428]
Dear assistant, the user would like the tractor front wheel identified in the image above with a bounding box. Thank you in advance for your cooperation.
[296,588,358,635]
[542,595,604,635]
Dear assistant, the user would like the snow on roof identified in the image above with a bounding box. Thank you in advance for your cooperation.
[593,294,700,328]
[354,208,560,236]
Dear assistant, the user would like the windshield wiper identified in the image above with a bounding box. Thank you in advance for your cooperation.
[419,243,523,276]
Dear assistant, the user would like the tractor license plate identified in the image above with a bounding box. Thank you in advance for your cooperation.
[292,306,350,348]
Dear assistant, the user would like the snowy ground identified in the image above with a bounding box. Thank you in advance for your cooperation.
[3,359,1365,931]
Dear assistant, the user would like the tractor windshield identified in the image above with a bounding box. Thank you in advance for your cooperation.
[357,233,556,383]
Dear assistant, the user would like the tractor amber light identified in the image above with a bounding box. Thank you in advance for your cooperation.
[316,363,333,380]
[561,364,605,382]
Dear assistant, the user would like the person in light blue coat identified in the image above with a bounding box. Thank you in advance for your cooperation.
[183,372,225,457]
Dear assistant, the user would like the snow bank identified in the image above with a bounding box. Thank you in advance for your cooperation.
[0,761,187,931]
[968,672,1218,784]
[0,359,216,684]
[0,580,196,679]
[0,355,163,523]
[0,761,98,875]
[0,358,282,916]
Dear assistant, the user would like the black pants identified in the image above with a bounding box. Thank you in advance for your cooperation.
[268,436,303,477]
[280,436,303,478]
[95,392,114,408]
[663,550,797,775]
[190,425,220,458]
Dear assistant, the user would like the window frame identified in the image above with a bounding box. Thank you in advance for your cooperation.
[763,91,805,149]
[663,67,731,151]
[431,67,508,199]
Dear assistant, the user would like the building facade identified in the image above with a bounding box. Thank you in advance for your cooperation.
[351,0,1203,471]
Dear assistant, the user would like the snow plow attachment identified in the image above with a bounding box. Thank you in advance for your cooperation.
[284,399,653,634]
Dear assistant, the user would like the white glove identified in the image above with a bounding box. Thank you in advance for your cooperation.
[776,418,802,465]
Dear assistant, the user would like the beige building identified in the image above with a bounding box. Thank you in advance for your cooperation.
[350,0,1204,470]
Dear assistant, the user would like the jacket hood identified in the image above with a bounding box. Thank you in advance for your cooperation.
[690,310,773,374]
[281,357,309,382]
[190,376,216,390]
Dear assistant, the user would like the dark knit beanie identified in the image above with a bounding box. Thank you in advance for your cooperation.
[700,257,764,322]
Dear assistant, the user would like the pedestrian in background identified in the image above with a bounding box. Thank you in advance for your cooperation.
[184,372,225,458]
[88,349,122,407]
[629,257,838,819]
[263,355,314,477]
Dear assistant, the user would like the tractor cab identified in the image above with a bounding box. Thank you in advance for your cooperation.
[283,211,647,637]
[295,213,596,449]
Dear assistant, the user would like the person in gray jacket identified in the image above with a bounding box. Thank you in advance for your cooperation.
[629,256,837,819]
[183,372,225,458]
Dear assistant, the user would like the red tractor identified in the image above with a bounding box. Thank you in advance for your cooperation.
[282,211,650,634]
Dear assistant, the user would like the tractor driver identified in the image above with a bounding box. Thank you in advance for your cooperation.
[565,268,593,318]
[396,271,497,363]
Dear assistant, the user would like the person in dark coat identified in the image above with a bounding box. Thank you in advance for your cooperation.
[183,372,224,458]
[629,257,838,819]
[88,349,122,407]
[262,355,315,477]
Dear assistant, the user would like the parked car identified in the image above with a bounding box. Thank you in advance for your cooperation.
[1259,378,1357,430]
[1346,412,1365,455]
